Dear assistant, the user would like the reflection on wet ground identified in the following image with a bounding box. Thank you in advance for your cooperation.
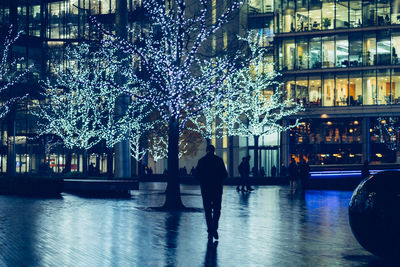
[0,183,386,266]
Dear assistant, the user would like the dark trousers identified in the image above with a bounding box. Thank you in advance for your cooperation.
[201,189,222,234]
[237,175,246,189]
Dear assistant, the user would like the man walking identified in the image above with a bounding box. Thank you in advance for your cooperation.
[196,145,228,240]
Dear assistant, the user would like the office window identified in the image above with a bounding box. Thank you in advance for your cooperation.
[322,0,334,30]
[392,31,400,64]
[363,70,376,105]
[309,37,321,68]
[249,0,263,15]
[363,33,376,66]
[282,39,295,70]
[323,73,334,106]
[392,69,400,103]
[296,76,308,105]
[336,73,349,106]
[296,0,308,32]
[349,72,363,106]
[349,0,362,27]
[377,69,391,104]
[309,75,322,106]
[282,0,295,32]
[101,0,111,14]
[29,5,41,37]
[322,36,334,68]
[391,0,400,24]
[336,0,349,29]
[363,0,376,26]
[377,0,390,25]
[296,38,308,69]
[286,79,296,100]
[349,33,362,67]
[336,35,349,67]
[377,31,391,65]
[309,0,321,30]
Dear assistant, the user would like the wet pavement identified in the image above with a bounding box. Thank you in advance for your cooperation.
[0,183,388,266]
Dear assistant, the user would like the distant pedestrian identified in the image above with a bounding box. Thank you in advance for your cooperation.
[271,165,277,177]
[288,159,298,192]
[190,166,196,176]
[260,167,266,177]
[237,157,247,191]
[195,145,228,240]
[361,160,370,179]
[298,159,310,191]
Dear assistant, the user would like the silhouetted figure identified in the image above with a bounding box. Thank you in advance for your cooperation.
[298,159,310,191]
[196,145,228,240]
[280,164,287,177]
[271,165,277,177]
[163,168,168,176]
[260,167,266,177]
[288,159,298,192]
[147,167,153,176]
[237,157,247,191]
[362,160,370,179]
[89,163,95,176]
[244,156,254,191]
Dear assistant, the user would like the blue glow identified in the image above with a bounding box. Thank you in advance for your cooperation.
[310,169,400,179]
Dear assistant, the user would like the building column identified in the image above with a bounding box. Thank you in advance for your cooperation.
[114,0,131,178]
[362,117,370,163]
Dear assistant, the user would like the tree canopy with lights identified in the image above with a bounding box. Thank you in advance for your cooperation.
[95,0,243,209]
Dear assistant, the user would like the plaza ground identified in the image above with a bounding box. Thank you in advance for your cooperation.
[0,183,391,266]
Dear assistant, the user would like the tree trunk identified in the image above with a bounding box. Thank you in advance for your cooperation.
[6,118,16,177]
[65,149,72,173]
[253,135,259,177]
[163,117,184,209]
[83,149,88,175]
[107,147,113,179]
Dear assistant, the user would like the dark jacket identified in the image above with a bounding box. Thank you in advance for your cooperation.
[195,153,228,195]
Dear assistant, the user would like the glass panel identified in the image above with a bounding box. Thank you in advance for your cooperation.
[322,0,335,30]
[296,76,308,105]
[377,0,390,25]
[363,33,376,66]
[101,0,110,14]
[282,0,295,32]
[363,0,376,26]
[350,0,362,27]
[286,79,296,101]
[336,0,349,29]
[363,70,376,105]
[249,0,263,15]
[377,31,391,65]
[377,69,391,104]
[336,35,349,67]
[349,72,363,105]
[392,31,400,64]
[391,0,400,24]
[282,39,295,70]
[349,33,362,66]
[309,75,322,106]
[309,0,321,30]
[392,69,400,103]
[323,73,335,106]
[296,0,309,32]
[29,5,41,37]
[296,38,308,69]
[309,37,321,68]
[336,73,349,106]
[322,36,334,68]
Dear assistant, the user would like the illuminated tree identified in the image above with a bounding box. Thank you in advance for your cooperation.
[0,25,31,117]
[94,0,243,209]
[33,43,144,173]
[373,117,400,151]
[221,32,303,175]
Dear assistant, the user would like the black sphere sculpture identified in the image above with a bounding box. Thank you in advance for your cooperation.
[349,171,400,258]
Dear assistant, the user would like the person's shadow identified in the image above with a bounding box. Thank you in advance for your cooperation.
[203,240,218,267]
